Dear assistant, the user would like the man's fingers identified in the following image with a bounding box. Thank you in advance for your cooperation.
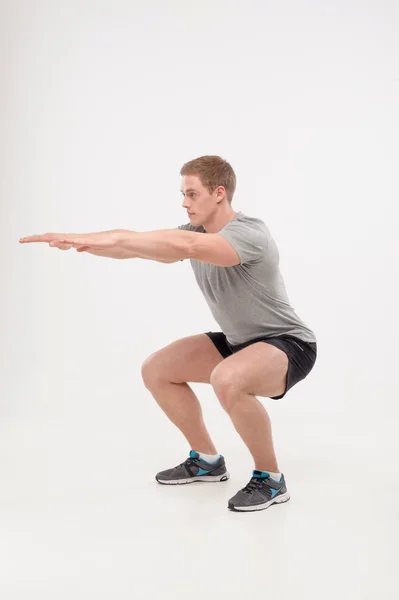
[20,233,65,243]
[19,233,86,244]
[20,235,47,243]
[19,234,91,251]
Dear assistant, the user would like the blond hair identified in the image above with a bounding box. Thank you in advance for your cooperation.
[180,155,236,203]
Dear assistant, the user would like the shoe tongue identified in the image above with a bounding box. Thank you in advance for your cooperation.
[189,450,200,459]
[252,470,270,479]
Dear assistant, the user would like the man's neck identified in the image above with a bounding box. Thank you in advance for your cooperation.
[203,210,239,233]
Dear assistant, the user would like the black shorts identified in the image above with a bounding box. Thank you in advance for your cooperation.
[205,332,317,400]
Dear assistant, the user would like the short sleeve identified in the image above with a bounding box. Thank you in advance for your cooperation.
[218,220,268,265]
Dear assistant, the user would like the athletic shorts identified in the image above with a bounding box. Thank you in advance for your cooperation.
[205,332,317,400]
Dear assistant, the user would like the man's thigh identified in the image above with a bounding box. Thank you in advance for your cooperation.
[211,341,289,398]
[141,334,225,385]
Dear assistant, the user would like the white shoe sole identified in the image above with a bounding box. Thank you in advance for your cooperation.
[156,472,230,485]
[229,491,291,511]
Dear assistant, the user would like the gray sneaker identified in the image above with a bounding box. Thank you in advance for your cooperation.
[155,450,230,485]
[228,470,290,512]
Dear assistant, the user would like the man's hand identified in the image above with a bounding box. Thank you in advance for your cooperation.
[19,230,123,253]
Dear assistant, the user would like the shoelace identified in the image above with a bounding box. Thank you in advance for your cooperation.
[242,477,272,494]
[176,457,199,470]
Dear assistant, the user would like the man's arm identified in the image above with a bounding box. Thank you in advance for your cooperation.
[116,229,193,262]
[19,228,240,266]
[19,229,194,263]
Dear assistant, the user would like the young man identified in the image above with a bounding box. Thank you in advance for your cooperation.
[20,155,317,512]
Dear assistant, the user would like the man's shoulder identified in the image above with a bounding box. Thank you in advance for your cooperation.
[225,212,270,235]
[237,211,266,225]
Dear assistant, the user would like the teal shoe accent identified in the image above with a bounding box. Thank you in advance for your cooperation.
[271,488,280,498]
[196,467,211,476]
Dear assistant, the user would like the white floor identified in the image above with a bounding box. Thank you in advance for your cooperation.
[0,382,398,600]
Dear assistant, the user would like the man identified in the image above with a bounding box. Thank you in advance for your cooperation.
[20,155,317,512]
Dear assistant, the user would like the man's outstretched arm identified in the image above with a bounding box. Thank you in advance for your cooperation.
[19,227,241,267]
[19,229,194,263]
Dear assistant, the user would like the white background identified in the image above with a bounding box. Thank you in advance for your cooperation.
[1,1,398,598]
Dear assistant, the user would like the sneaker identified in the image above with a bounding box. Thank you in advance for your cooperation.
[228,470,290,512]
[155,450,230,485]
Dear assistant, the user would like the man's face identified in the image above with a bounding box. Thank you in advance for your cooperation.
[180,175,218,224]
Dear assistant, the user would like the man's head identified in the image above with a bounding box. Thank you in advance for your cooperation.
[180,156,236,227]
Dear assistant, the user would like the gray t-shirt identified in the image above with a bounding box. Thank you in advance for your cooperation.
[177,211,316,345]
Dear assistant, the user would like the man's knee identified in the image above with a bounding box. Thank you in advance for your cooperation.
[210,366,241,412]
[141,354,163,389]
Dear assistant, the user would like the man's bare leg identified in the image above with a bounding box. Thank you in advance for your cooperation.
[210,342,289,473]
[142,379,217,454]
[141,334,224,454]
[222,391,280,472]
